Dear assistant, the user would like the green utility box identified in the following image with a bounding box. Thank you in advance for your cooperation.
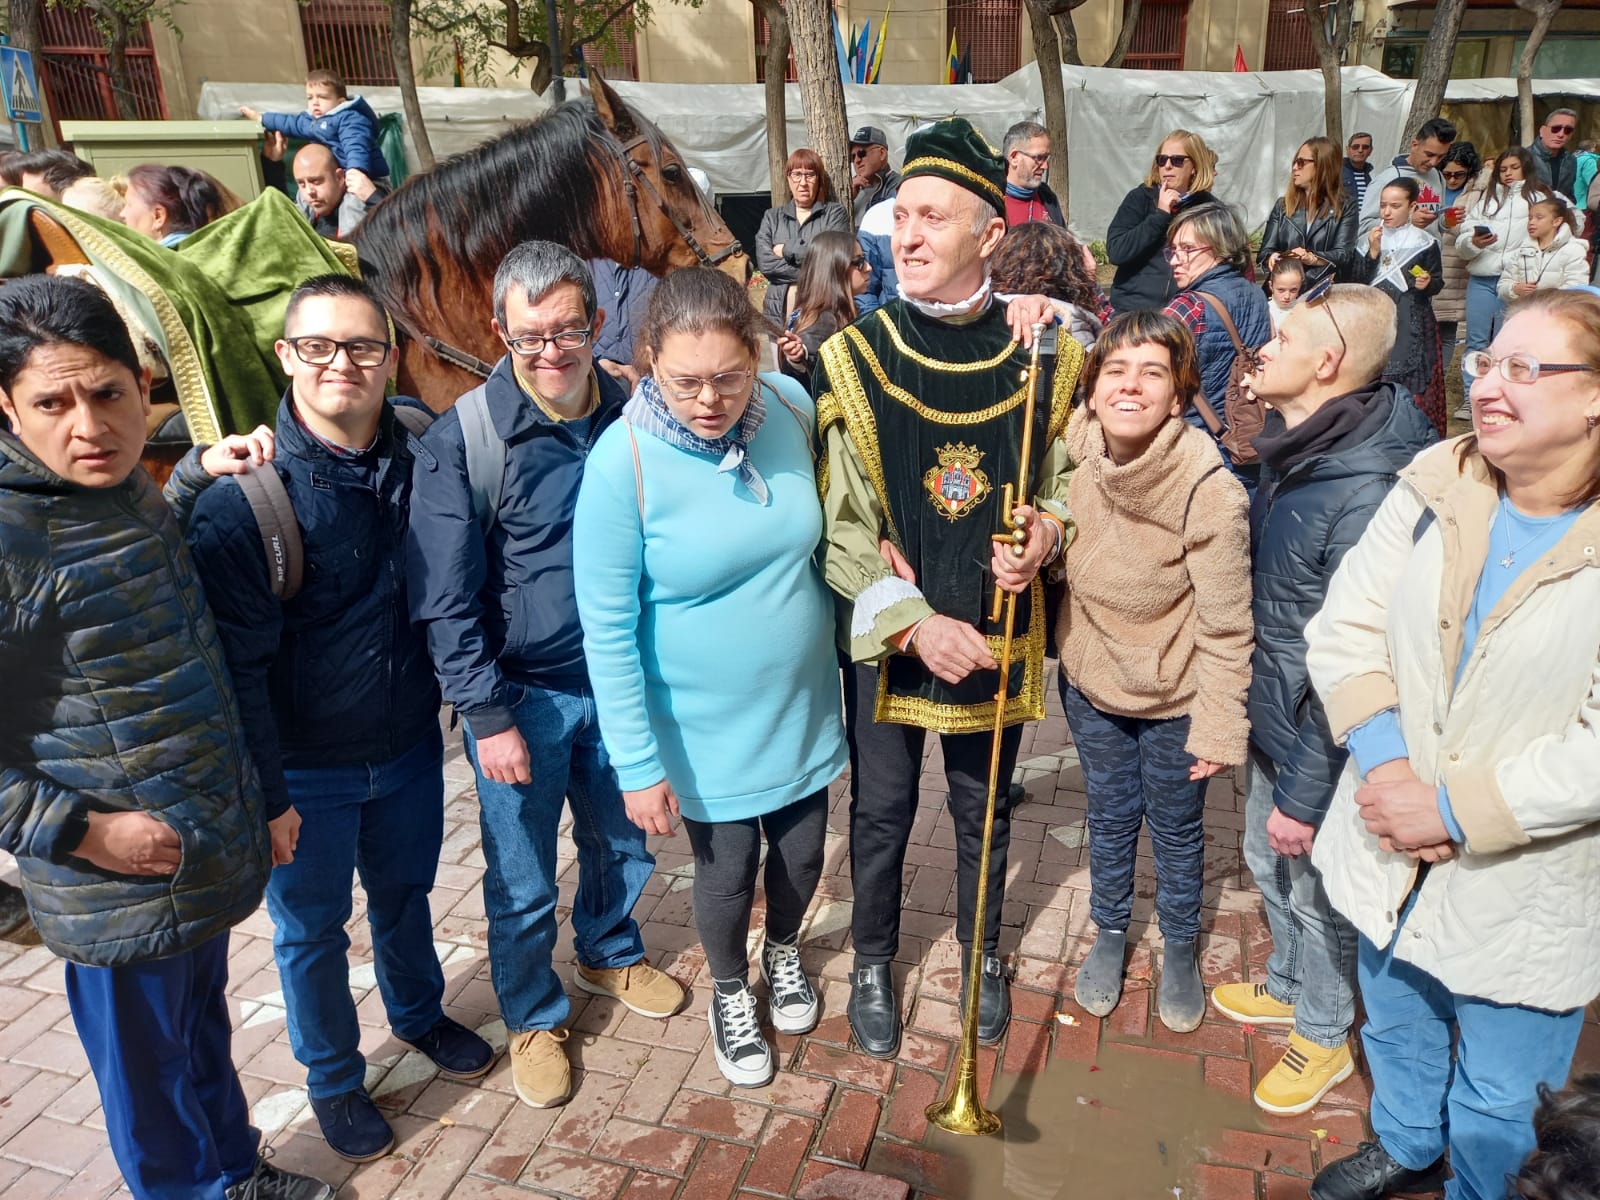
[58,120,265,202]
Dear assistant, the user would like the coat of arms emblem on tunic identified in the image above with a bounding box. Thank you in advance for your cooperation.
[924,443,991,521]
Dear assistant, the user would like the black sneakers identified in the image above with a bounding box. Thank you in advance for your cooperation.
[224,1155,335,1200]
[308,1087,395,1162]
[761,938,820,1035]
[1310,1140,1449,1200]
[709,980,774,1087]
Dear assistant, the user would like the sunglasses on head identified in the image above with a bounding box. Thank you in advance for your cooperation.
[1298,275,1347,356]
[1155,154,1189,168]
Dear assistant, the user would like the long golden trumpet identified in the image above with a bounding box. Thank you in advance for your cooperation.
[928,323,1050,1138]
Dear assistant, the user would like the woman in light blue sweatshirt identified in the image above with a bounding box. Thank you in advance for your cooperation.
[573,268,847,1089]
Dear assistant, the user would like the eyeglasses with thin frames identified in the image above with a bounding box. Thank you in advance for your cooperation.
[659,369,754,401]
[502,327,592,356]
[787,169,819,180]
[1015,150,1050,165]
[1161,243,1208,263]
[286,336,391,368]
[1462,351,1598,384]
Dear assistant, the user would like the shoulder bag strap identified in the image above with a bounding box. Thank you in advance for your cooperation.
[623,418,645,524]
[1193,290,1248,356]
[455,383,505,535]
[235,461,303,602]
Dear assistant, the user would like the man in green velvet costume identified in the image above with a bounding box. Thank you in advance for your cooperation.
[817,117,1083,1061]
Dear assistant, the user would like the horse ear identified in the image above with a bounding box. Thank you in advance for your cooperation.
[590,74,639,143]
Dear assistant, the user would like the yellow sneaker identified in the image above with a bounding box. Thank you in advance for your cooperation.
[1253,1032,1354,1115]
[574,960,686,1019]
[1211,981,1296,1026]
[509,1028,571,1109]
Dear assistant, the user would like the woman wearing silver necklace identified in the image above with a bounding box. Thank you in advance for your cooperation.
[1301,288,1600,1200]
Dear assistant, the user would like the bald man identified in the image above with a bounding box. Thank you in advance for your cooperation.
[263,136,379,240]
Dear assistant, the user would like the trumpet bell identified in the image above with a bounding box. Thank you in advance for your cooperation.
[926,1059,1003,1136]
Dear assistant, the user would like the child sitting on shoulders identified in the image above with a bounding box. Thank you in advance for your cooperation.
[241,68,391,231]
[1503,196,1591,301]
[1267,258,1304,335]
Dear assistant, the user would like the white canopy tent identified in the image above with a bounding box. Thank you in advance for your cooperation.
[198,67,1596,243]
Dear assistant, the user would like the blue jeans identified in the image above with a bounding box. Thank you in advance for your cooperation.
[1359,919,1583,1200]
[66,933,259,1200]
[1241,752,1357,1048]
[1463,274,1503,392]
[1061,678,1207,942]
[464,682,652,1033]
[268,733,448,1098]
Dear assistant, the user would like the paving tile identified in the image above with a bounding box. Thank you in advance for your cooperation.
[678,1138,750,1200]
[591,1118,700,1176]
[742,1111,816,1195]
[518,1146,632,1199]
[5,1115,105,1173]
[814,1088,882,1166]
[544,1073,631,1154]
[661,1090,767,1143]
[796,1043,894,1094]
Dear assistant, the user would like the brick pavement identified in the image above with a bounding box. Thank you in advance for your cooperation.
[2,684,1597,1200]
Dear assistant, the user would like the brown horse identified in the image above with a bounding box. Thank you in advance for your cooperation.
[353,77,743,409]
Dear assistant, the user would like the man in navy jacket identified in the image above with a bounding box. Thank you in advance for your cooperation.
[186,276,494,1163]
[406,242,683,1113]
[1210,285,1436,1124]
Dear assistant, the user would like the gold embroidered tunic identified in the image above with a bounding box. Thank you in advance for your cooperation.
[817,300,1082,734]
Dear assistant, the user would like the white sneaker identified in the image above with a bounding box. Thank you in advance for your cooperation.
[709,981,774,1087]
[761,937,820,1034]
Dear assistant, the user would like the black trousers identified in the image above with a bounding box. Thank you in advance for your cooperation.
[844,662,1021,965]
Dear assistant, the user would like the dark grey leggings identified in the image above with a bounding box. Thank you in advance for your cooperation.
[681,789,829,983]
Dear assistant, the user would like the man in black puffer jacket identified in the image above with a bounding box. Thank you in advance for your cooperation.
[1209,284,1437,1119]
[0,274,333,1200]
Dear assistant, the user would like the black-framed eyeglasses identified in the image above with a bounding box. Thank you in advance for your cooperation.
[1300,275,1346,358]
[1015,150,1050,165]
[503,327,592,356]
[660,369,753,401]
[286,336,391,368]
[787,169,819,180]
[1462,351,1598,384]
[1155,154,1189,168]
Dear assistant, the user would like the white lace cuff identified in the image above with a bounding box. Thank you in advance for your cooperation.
[851,576,926,638]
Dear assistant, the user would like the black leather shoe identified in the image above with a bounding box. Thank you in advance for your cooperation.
[962,954,1011,1045]
[847,962,901,1059]
[1310,1141,1449,1200]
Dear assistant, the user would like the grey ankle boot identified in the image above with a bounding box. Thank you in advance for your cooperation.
[1074,929,1127,1017]
[1158,939,1205,1032]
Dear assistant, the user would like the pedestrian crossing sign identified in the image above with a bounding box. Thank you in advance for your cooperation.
[0,46,42,124]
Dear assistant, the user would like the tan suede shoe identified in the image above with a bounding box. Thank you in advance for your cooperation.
[573,960,685,1018]
[509,1028,571,1109]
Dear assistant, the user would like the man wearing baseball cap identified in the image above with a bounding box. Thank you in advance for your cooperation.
[849,125,901,223]
[817,117,1082,1062]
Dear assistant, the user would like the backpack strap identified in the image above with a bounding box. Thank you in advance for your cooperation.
[234,461,303,602]
[454,383,505,535]
[1192,290,1248,355]
[623,418,645,524]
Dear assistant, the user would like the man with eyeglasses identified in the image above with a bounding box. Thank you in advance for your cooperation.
[1530,108,1580,201]
[1358,116,1456,241]
[186,274,495,1162]
[406,241,684,1112]
[1001,120,1063,227]
[849,125,901,224]
[1212,282,1435,1120]
[1341,132,1375,214]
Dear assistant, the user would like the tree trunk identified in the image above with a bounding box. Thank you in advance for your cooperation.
[1103,0,1142,68]
[753,0,790,206]
[1304,0,1352,147]
[1026,0,1070,223]
[7,0,53,144]
[388,0,435,169]
[1402,0,1468,140]
[785,0,848,208]
[105,10,137,121]
[1515,0,1563,149]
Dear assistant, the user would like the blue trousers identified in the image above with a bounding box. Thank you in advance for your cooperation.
[1463,274,1503,393]
[268,733,448,1098]
[66,932,259,1200]
[1061,678,1207,942]
[1359,926,1583,1200]
[464,682,652,1033]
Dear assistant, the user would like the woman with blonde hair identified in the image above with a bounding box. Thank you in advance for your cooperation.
[1058,310,1253,1034]
[1305,288,1600,1200]
[1258,136,1358,285]
[1107,129,1220,312]
[59,175,125,222]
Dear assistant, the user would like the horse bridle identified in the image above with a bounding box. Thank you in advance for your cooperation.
[420,128,739,381]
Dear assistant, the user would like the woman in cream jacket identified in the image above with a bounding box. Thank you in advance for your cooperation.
[1303,290,1600,1200]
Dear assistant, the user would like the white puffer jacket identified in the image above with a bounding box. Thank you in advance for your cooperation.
[1456,181,1537,278]
[1307,438,1600,1010]
[1497,222,1591,301]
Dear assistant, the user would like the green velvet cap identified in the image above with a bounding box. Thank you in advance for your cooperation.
[900,118,1007,215]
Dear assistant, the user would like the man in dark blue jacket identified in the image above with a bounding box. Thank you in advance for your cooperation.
[186,276,493,1163]
[406,242,683,1112]
[1210,284,1436,1122]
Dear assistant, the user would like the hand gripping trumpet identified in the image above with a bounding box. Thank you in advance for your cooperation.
[927,322,1053,1138]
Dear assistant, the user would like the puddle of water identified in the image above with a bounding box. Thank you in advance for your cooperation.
[935,1041,1265,1198]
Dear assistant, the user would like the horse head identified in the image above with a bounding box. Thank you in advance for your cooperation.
[589,76,746,281]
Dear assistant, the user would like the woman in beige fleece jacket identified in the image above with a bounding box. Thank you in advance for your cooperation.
[1057,310,1254,1033]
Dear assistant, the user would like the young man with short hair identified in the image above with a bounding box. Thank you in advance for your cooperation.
[186,275,494,1162]
[1358,117,1456,240]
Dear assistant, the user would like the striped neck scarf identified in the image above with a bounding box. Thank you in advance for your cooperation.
[624,374,769,504]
